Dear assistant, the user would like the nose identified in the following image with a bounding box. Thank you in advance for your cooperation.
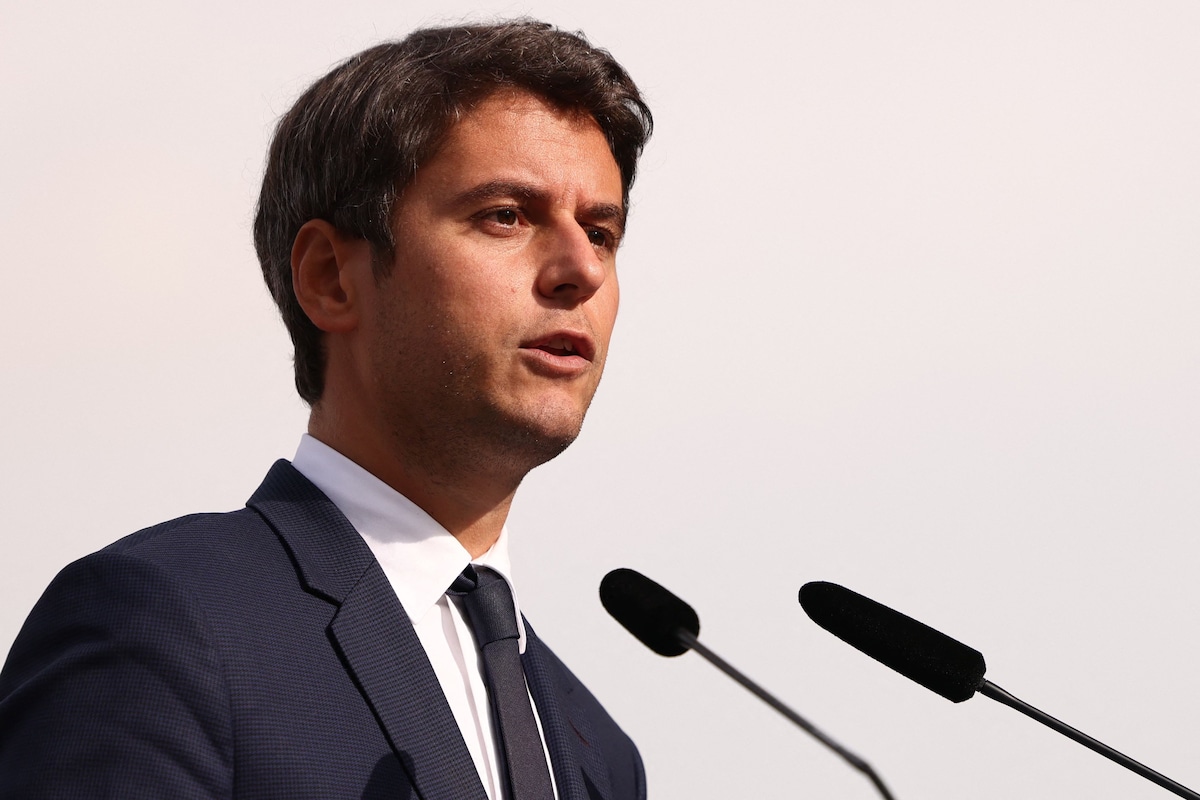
[535,222,609,306]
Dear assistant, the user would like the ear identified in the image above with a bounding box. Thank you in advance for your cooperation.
[291,220,375,333]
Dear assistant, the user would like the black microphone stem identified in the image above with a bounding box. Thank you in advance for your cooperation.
[676,628,897,800]
[979,681,1199,800]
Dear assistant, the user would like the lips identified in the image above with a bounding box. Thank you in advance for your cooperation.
[522,332,595,362]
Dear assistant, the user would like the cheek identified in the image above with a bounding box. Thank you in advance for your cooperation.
[429,248,528,311]
[594,280,620,341]
[403,255,507,331]
[436,294,523,359]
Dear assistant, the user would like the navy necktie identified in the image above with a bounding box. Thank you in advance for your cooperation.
[451,566,555,800]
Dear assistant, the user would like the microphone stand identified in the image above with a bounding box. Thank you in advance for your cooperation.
[676,629,897,800]
[979,681,1200,800]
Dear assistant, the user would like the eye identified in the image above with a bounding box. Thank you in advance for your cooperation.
[492,208,519,226]
[586,226,618,251]
[472,206,524,231]
[469,206,530,238]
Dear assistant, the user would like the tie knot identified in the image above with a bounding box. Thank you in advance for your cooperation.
[450,566,519,646]
[449,564,481,594]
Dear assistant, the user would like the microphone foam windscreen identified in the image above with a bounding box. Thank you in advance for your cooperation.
[799,581,986,702]
[600,568,700,657]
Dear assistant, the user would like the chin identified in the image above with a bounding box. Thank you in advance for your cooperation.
[520,417,585,457]
[495,404,588,466]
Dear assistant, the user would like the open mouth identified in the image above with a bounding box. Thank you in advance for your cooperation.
[524,333,593,361]
[537,337,579,357]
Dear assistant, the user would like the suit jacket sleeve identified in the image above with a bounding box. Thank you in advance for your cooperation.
[0,550,234,799]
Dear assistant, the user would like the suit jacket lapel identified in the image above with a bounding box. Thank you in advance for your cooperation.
[248,460,487,800]
[523,625,614,800]
[331,563,487,800]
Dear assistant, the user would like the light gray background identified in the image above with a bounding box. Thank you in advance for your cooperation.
[3,1,1198,797]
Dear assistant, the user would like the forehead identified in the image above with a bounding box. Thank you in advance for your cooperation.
[451,88,600,138]
[413,89,622,199]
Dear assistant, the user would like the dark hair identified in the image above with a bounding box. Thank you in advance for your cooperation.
[253,19,653,405]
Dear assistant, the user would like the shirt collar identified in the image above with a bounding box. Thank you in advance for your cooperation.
[290,434,528,649]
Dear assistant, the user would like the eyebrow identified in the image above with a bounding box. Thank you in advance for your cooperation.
[586,201,628,238]
[455,180,544,206]
[453,180,627,235]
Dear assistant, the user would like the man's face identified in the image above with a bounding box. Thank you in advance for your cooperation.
[355,89,625,472]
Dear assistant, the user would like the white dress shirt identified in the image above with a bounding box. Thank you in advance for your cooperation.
[291,434,556,800]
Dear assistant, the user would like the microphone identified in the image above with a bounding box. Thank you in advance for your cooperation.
[598,566,698,657]
[799,580,986,703]
[800,581,1200,800]
[601,568,897,800]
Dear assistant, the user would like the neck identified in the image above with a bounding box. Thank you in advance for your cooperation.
[307,405,525,559]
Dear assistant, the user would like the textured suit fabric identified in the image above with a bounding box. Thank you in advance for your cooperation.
[0,461,645,800]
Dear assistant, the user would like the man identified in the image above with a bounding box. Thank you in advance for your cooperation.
[0,20,652,800]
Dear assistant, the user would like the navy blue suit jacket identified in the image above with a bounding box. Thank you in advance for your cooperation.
[0,461,644,799]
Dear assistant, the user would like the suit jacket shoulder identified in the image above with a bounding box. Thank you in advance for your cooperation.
[0,461,644,800]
